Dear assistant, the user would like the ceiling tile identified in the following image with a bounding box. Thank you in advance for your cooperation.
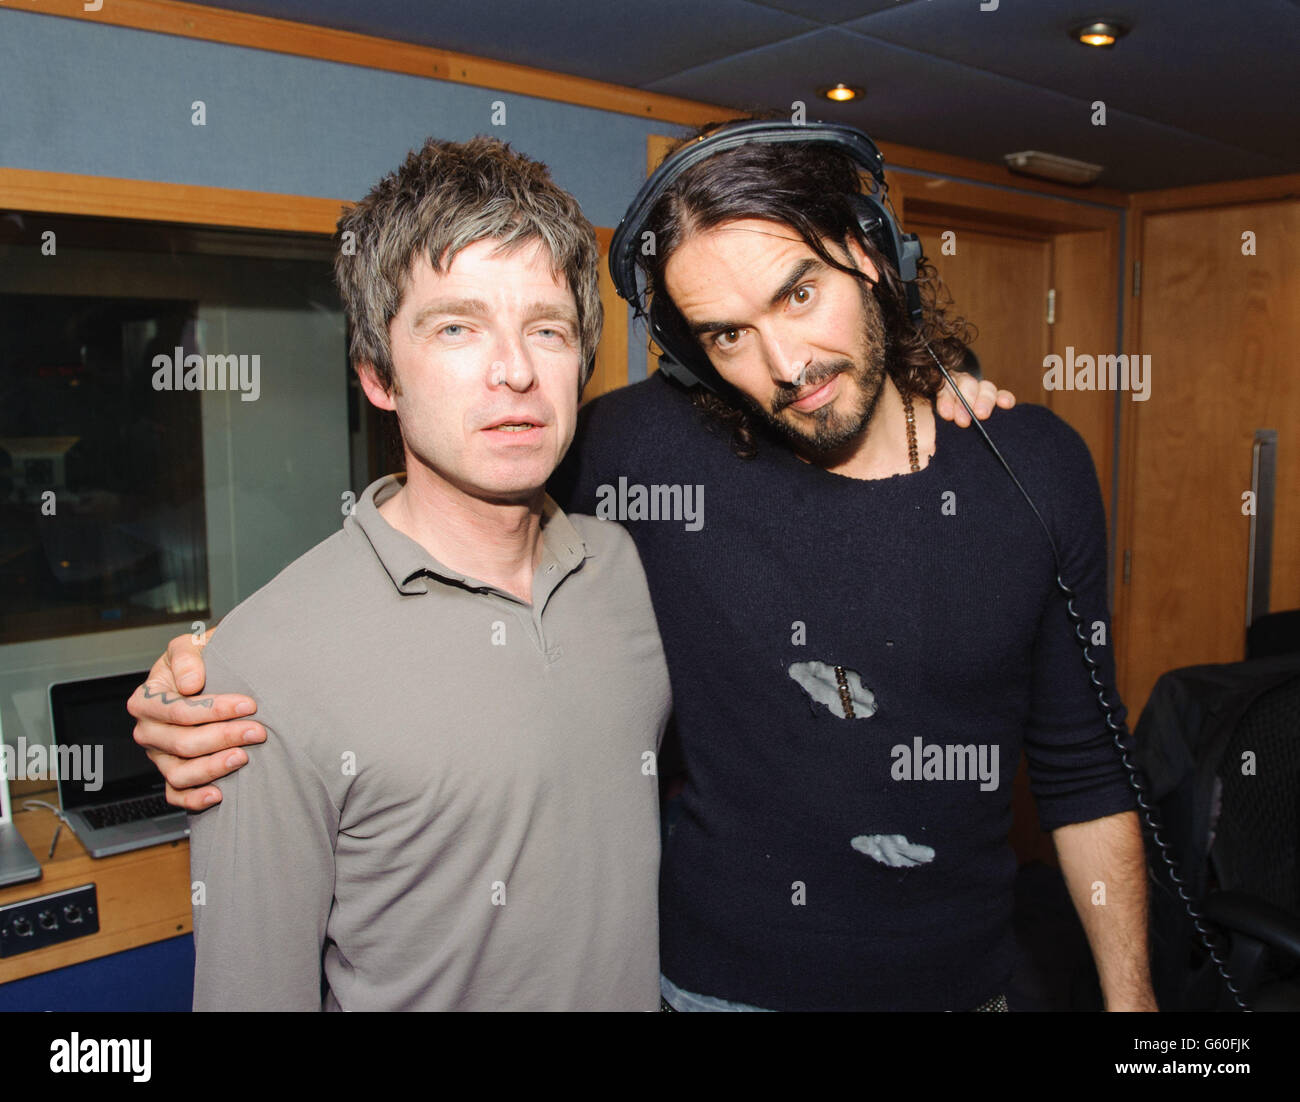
[748,0,915,24]
[842,0,1300,161]
[645,28,1292,189]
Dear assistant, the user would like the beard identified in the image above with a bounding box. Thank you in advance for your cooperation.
[737,280,890,458]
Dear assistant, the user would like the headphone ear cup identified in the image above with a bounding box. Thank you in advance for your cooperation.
[849,194,894,261]
[898,233,924,327]
[849,194,924,329]
[896,232,922,285]
[856,211,883,236]
[648,295,720,392]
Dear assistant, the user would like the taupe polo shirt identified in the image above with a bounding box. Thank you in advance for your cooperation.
[189,474,671,1011]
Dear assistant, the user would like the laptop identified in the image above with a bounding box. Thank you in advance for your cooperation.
[0,723,43,887]
[49,671,189,859]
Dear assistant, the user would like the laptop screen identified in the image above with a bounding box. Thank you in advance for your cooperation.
[48,671,156,810]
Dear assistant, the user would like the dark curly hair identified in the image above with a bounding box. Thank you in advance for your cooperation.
[637,122,974,458]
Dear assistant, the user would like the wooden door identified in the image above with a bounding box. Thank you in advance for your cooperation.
[912,224,1053,407]
[1120,199,1300,714]
[583,227,630,403]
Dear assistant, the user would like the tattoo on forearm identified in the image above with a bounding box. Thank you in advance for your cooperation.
[142,685,214,709]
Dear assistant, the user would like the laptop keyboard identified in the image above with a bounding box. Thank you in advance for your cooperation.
[83,795,173,830]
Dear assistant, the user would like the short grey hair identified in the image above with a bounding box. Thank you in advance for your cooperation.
[334,136,602,392]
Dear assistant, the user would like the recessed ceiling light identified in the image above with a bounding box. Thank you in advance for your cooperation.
[818,83,863,103]
[1071,20,1129,48]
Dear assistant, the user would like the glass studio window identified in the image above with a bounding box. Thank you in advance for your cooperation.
[0,212,348,646]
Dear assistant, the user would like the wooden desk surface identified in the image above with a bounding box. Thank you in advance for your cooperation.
[0,787,191,983]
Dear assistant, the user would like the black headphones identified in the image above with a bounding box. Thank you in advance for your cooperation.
[608,119,924,392]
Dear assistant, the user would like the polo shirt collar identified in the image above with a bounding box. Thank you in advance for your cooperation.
[351,474,590,598]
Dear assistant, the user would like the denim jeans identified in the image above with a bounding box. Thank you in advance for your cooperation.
[660,973,1009,1011]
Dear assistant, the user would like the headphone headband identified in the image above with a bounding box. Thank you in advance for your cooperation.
[610,121,887,304]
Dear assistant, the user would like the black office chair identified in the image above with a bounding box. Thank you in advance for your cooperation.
[1247,609,1300,661]
[1135,654,1300,1011]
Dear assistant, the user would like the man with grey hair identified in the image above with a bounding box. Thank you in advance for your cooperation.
[175,136,672,1010]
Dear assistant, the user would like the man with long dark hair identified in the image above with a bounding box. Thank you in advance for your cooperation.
[130,124,1152,1012]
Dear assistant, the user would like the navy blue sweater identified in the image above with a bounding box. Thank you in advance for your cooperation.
[549,372,1136,1011]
